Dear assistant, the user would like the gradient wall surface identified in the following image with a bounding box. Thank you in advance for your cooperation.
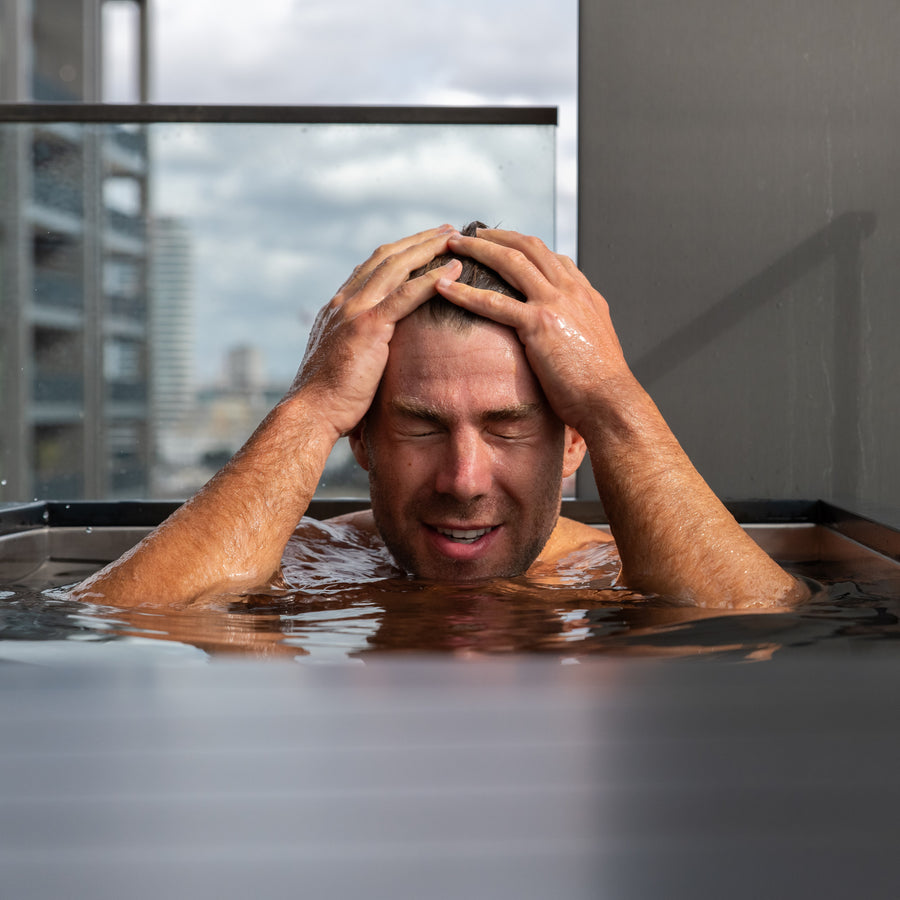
[579,0,899,521]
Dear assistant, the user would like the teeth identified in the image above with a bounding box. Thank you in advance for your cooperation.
[437,526,493,543]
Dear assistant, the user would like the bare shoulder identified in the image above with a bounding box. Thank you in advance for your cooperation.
[323,508,378,535]
[537,515,614,563]
[558,515,614,545]
[288,509,382,551]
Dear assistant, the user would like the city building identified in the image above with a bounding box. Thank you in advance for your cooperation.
[149,216,194,434]
[0,0,152,499]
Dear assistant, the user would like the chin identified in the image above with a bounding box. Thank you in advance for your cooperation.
[376,517,550,583]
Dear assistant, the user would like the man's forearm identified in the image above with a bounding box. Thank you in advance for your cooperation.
[72,393,336,606]
[582,378,805,608]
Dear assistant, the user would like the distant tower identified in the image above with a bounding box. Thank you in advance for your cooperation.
[150,217,195,431]
[0,0,151,499]
[224,345,267,396]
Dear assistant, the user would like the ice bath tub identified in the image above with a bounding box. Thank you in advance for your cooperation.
[1,498,899,662]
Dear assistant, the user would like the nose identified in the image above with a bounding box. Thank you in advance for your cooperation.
[433,428,494,501]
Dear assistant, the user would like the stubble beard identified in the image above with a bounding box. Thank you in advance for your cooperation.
[366,456,565,582]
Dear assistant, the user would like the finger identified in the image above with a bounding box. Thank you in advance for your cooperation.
[338,224,456,296]
[352,229,459,307]
[555,252,594,289]
[447,233,557,298]
[467,228,573,286]
[433,278,527,330]
[374,258,463,323]
[474,229,594,293]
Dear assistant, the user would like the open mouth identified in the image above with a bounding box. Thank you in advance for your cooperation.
[434,525,497,544]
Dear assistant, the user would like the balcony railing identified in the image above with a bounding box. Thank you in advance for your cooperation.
[33,269,83,310]
[32,373,84,405]
[107,382,147,405]
[110,126,147,157]
[33,171,83,218]
[106,292,146,320]
[106,209,146,242]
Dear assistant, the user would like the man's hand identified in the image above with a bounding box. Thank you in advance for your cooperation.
[437,228,633,432]
[291,225,462,440]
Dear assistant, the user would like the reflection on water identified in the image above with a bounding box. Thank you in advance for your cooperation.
[2,536,900,663]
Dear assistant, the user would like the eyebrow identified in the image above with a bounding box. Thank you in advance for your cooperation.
[389,399,544,425]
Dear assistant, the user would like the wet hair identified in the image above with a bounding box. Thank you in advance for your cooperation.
[409,221,525,330]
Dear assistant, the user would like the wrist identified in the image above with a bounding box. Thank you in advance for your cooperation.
[571,374,657,442]
[274,388,346,450]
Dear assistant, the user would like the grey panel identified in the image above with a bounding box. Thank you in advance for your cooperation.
[579,0,900,513]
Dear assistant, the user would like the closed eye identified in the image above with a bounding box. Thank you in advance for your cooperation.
[483,404,545,440]
[389,399,449,437]
[488,425,539,441]
[388,399,546,441]
[394,418,445,439]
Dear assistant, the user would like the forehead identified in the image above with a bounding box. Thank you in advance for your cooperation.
[381,317,543,411]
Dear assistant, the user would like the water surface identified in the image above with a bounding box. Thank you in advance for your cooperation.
[2,520,899,664]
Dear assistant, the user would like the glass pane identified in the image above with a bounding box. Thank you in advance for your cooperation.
[0,117,555,502]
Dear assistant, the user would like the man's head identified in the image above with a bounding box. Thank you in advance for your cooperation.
[348,223,586,581]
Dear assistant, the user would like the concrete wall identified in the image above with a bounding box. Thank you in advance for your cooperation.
[578,0,900,517]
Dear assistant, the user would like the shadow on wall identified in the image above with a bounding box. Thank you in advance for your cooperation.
[631,211,876,500]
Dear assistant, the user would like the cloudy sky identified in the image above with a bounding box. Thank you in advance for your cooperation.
[106,0,577,385]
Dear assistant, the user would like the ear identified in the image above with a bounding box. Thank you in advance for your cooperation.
[347,421,370,471]
[561,426,587,479]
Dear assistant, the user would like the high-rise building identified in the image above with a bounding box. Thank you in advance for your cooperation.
[0,0,152,499]
[150,216,194,432]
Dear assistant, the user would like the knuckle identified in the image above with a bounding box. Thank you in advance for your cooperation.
[369,257,398,283]
[372,239,402,261]
[533,305,559,329]
[521,234,545,253]
[336,263,366,293]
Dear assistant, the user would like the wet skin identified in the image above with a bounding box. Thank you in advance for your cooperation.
[348,315,590,581]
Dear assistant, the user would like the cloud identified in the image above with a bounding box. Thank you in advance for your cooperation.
[150,119,556,383]
[151,0,576,106]
[135,1,577,386]
[147,0,577,251]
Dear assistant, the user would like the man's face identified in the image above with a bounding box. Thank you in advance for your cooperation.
[350,316,585,581]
